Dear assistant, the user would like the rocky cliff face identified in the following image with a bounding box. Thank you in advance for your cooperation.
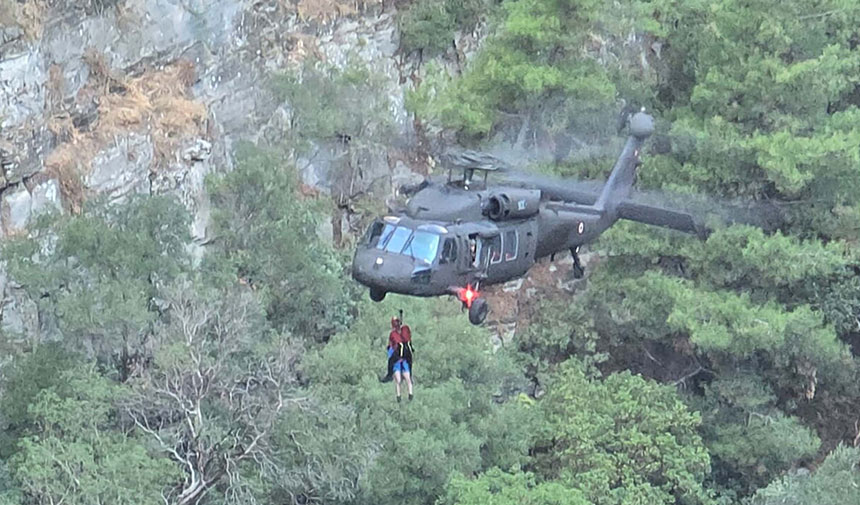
[0,0,492,335]
[3,0,598,341]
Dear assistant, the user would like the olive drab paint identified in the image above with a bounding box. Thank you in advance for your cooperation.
[351,111,706,325]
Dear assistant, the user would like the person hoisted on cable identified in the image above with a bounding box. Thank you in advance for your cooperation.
[380,314,414,402]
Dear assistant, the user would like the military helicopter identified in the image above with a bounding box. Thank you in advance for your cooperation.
[351,111,706,325]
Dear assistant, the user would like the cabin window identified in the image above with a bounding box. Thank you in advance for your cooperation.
[504,230,518,261]
[488,234,502,264]
[440,238,458,264]
[468,235,478,267]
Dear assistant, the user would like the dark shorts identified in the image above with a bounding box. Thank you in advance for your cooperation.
[387,347,410,374]
[394,360,410,374]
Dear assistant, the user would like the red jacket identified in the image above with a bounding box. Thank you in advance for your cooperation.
[388,324,412,355]
[388,329,402,351]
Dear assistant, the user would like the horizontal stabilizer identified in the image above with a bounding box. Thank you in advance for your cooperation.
[616,201,706,237]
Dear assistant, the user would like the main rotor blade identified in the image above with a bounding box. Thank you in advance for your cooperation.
[440,149,511,172]
[496,169,604,203]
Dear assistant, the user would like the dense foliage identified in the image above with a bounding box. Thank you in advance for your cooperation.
[409,0,860,501]
[3,0,860,504]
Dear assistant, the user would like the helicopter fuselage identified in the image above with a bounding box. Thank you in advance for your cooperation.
[351,180,612,300]
[350,111,697,325]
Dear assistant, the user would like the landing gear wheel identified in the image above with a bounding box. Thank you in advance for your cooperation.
[369,288,386,302]
[468,297,489,325]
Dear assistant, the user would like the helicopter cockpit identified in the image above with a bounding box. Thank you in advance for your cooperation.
[363,219,443,265]
[353,211,502,305]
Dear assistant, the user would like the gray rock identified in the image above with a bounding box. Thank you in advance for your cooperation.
[0,262,7,304]
[1,26,23,45]
[150,136,216,249]
[502,278,524,293]
[30,179,63,216]
[791,467,811,478]
[181,139,212,162]
[316,218,334,244]
[317,11,409,132]
[297,146,336,194]
[1,125,52,185]
[391,161,424,192]
[185,160,212,243]
[1,288,39,339]
[489,322,518,353]
[0,0,490,260]
[0,49,46,129]
[85,134,153,202]
[1,184,32,234]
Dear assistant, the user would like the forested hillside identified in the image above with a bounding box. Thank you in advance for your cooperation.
[2,0,860,504]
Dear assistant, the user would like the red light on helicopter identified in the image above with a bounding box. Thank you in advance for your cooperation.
[459,284,478,308]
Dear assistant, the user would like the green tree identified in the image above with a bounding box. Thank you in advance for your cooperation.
[0,460,21,505]
[748,444,860,505]
[440,467,589,505]
[646,0,860,222]
[398,0,491,57]
[204,142,355,339]
[267,399,377,505]
[515,297,607,383]
[9,366,178,505]
[270,56,395,208]
[687,372,821,494]
[123,280,300,504]
[534,360,715,505]
[272,58,395,157]
[409,0,653,137]
[301,296,535,505]
[1,195,191,375]
[0,344,79,458]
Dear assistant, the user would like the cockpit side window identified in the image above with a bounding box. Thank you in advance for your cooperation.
[365,220,385,246]
[440,238,458,264]
[375,223,397,249]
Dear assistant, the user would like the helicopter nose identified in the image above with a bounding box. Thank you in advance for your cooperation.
[352,249,396,286]
[351,248,429,293]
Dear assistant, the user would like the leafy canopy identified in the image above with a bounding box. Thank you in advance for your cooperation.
[204,141,355,338]
[534,361,715,505]
[9,366,178,505]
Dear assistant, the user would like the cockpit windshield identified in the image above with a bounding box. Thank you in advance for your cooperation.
[366,223,441,264]
[403,231,440,264]
[383,226,412,253]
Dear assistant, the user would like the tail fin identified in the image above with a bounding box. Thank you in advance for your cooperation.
[594,111,654,212]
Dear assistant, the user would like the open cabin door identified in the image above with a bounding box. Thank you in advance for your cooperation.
[461,232,498,279]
